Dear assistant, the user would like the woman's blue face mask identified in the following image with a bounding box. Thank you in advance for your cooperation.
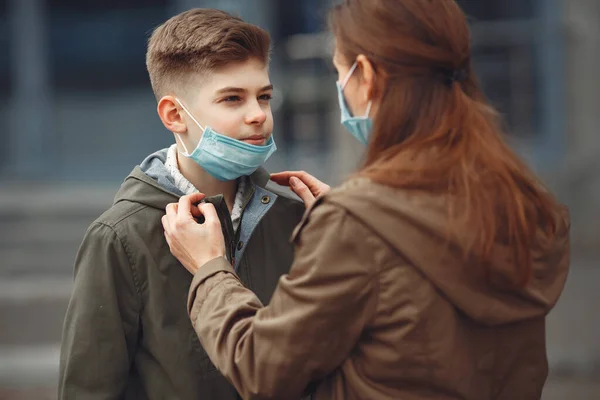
[336,61,373,145]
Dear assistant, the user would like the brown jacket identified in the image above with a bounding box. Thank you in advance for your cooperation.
[187,178,570,400]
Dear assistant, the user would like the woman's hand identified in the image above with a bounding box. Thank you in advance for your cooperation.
[162,193,226,275]
[270,171,331,208]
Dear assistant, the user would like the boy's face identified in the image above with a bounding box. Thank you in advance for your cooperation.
[180,58,273,146]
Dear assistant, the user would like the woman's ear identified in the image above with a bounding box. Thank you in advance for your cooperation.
[356,54,377,102]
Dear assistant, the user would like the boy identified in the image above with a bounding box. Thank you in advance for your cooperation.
[58,9,305,399]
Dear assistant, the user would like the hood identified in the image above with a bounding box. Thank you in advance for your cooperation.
[113,148,271,211]
[112,148,185,211]
[327,178,570,326]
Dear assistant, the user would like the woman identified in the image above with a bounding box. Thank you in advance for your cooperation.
[162,0,570,399]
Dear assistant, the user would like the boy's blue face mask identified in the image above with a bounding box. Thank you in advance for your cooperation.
[175,99,277,182]
[336,61,373,145]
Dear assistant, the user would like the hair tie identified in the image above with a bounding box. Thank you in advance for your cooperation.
[444,67,468,87]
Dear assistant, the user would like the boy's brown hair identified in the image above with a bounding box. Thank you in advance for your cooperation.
[146,8,271,100]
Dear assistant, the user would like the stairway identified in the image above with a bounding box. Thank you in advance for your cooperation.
[0,183,118,387]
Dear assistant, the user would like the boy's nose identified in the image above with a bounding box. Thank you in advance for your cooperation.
[246,103,267,125]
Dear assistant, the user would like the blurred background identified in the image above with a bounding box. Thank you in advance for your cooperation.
[0,0,598,398]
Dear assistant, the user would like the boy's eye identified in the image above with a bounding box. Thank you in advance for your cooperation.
[223,96,242,102]
[259,94,273,101]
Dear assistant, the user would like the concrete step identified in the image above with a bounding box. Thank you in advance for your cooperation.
[0,214,96,276]
[0,345,60,388]
[0,279,72,347]
[0,183,118,278]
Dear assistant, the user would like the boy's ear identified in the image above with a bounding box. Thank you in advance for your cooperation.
[157,95,187,134]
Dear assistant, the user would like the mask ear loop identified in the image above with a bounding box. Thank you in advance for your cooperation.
[341,61,359,90]
[174,133,190,156]
[364,100,373,118]
[174,98,206,156]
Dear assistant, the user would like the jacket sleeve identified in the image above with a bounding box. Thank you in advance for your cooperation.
[59,222,141,400]
[187,202,381,400]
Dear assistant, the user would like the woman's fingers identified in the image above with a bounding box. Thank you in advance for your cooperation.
[289,177,316,208]
[271,171,330,194]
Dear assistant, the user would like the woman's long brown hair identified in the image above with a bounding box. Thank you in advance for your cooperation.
[331,0,560,288]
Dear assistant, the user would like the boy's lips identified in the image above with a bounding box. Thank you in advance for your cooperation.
[241,135,268,145]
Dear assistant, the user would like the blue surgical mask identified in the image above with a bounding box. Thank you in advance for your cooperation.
[175,99,277,181]
[336,61,373,145]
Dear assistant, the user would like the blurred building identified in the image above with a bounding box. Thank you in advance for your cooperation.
[0,0,569,181]
[0,0,598,398]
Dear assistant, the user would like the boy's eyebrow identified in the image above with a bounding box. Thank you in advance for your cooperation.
[215,84,273,95]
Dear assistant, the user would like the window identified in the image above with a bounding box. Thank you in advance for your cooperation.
[458,0,535,21]
[459,0,541,138]
[47,0,168,91]
[0,2,9,93]
[0,4,9,173]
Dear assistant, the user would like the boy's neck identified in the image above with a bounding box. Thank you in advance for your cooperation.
[176,152,237,213]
